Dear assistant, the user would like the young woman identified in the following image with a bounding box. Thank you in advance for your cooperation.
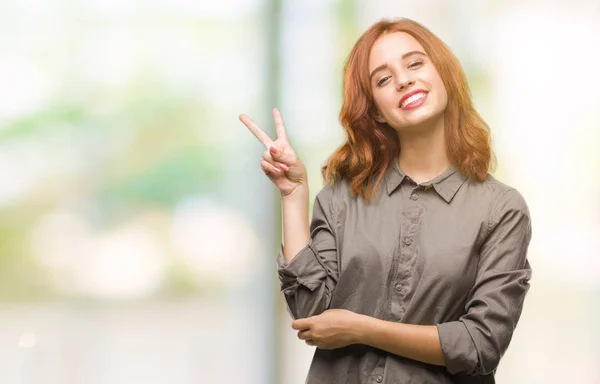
[239,17,532,384]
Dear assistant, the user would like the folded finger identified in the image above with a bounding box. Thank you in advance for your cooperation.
[262,151,289,171]
[297,330,311,340]
[261,160,281,175]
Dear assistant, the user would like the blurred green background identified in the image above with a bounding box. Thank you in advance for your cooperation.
[0,0,598,383]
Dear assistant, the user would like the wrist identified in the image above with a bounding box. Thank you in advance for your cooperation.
[281,184,309,201]
[353,313,374,345]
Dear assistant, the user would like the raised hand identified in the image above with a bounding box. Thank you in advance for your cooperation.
[239,108,308,197]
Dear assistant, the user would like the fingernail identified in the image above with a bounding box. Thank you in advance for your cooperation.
[270,147,277,155]
[279,164,289,171]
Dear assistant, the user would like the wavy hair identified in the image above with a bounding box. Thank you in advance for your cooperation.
[322,18,493,203]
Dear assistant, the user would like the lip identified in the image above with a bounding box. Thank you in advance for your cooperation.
[398,89,429,109]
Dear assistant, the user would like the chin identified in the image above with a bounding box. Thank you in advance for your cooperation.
[391,109,444,132]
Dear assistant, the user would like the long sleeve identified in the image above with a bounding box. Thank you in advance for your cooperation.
[277,185,339,320]
[436,188,533,375]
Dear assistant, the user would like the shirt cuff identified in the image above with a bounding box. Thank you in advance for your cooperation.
[436,321,479,375]
[277,243,330,294]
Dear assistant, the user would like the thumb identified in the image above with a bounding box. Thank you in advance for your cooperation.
[292,318,311,330]
[269,145,294,164]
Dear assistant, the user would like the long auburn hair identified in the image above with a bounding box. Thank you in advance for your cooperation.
[322,18,493,203]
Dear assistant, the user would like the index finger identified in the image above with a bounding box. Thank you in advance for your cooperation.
[239,114,274,148]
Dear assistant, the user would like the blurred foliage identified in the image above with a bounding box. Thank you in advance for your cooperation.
[0,217,55,301]
[0,73,224,301]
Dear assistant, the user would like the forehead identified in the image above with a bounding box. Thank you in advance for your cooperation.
[368,32,425,71]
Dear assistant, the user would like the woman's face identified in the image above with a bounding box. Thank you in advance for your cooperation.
[368,32,448,133]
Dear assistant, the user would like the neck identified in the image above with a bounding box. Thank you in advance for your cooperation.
[397,117,450,184]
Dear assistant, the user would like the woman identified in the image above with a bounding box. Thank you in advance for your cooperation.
[239,18,531,384]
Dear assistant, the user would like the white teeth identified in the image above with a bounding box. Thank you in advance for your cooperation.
[401,92,426,108]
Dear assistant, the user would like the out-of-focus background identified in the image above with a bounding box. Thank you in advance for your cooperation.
[0,0,598,383]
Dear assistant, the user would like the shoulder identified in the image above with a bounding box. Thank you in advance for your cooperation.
[315,177,350,207]
[472,175,531,231]
[483,175,528,212]
[465,174,528,210]
[312,177,355,220]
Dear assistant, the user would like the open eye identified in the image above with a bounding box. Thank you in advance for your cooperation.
[408,60,423,69]
[377,76,391,87]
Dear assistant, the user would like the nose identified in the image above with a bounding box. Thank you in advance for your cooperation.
[395,77,415,91]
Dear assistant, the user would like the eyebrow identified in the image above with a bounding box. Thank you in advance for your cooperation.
[369,50,427,81]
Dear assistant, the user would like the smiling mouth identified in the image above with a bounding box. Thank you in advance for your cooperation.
[400,92,428,109]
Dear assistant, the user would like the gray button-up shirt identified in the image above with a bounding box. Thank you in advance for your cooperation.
[277,161,532,384]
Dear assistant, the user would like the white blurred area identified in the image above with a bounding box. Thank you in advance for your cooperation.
[28,200,260,298]
[0,0,597,384]
[0,0,272,383]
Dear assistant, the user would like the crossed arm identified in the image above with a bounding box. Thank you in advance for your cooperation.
[278,188,532,375]
[292,309,445,366]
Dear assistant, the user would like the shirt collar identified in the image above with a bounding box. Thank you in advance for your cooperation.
[384,160,468,203]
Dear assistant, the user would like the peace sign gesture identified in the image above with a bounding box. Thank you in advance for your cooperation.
[239,108,308,197]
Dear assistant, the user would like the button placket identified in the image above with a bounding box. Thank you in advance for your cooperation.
[391,186,421,321]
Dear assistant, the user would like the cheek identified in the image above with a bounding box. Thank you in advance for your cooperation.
[434,79,448,109]
[438,88,448,109]
[372,90,395,111]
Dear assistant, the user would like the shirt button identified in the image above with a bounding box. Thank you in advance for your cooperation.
[375,375,383,383]
[394,283,402,292]
[404,237,412,246]
[410,193,419,200]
